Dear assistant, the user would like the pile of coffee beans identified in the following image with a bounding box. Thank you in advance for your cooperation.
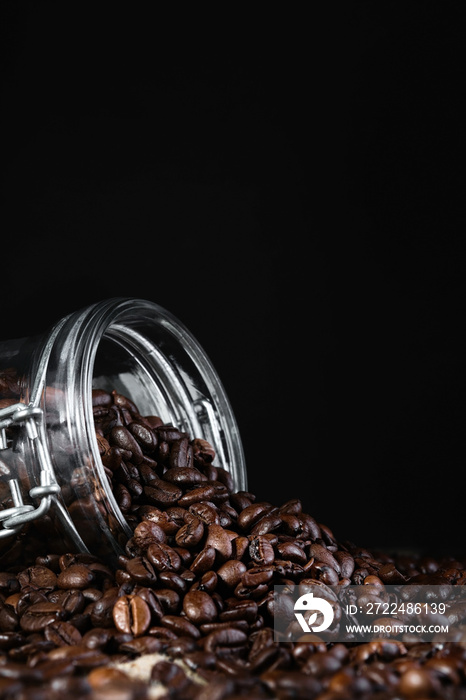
[0,388,465,699]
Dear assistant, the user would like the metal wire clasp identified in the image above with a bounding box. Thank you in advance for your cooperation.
[0,402,61,538]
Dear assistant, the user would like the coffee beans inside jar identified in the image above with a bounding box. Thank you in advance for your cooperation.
[0,386,465,699]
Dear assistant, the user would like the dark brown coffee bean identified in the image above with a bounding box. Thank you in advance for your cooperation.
[89,589,119,628]
[138,505,180,535]
[334,550,355,579]
[241,565,274,588]
[20,602,66,632]
[191,571,218,595]
[162,466,203,486]
[132,586,164,623]
[309,543,341,574]
[188,502,221,525]
[144,479,183,507]
[203,627,247,653]
[109,425,144,464]
[0,660,44,681]
[161,614,201,639]
[205,481,230,505]
[118,635,164,655]
[43,620,82,646]
[16,566,57,591]
[112,594,151,636]
[237,503,273,531]
[189,547,217,576]
[128,421,157,453]
[261,669,322,698]
[205,524,232,561]
[0,602,18,632]
[216,560,247,589]
[276,541,308,564]
[219,599,258,624]
[81,627,112,649]
[191,438,216,464]
[250,511,282,536]
[231,536,249,560]
[132,520,167,549]
[175,514,205,548]
[177,484,217,508]
[111,391,140,416]
[146,542,182,572]
[183,590,218,625]
[125,556,157,585]
[154,588,181,615]
[92,389,113,408]
[157,570,187,596]
[167,437,193,470]
[249,535,275,566]
[150,659,192,694]
[57,564,95,590]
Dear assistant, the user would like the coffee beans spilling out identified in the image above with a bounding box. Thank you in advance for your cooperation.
[0,387,465,698]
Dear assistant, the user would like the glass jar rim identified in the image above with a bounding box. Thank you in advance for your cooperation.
[41,297,247,551]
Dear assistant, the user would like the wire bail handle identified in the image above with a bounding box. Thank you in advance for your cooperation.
[0,402,61,538]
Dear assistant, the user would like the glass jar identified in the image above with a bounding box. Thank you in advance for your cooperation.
[0,297,247,565]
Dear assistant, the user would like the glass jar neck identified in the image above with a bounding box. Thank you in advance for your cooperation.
[36,297,247,559]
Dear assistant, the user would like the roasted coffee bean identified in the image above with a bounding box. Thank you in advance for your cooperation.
[0,602,18,631]
[276,541,308,564]
[118,635,164,656]
[168,437,194,469]
[157,570,187,595]
[43,620,82,646]
[216,559,247,590]
[161,614,201,639]
[189,501,221,525]
[191,438,216,465]
[249,511,282,536]
[124,556,157,585]
[175,513,205,548]
[237,503,273,531]
[144,479,183,507]
[132,586,164,623]
[112,595,151,636]
[189,546,217,576]
[132,520,167,549]
[146,542,182,572]
[127,421,157,454]
[163,466,203,486]
[205,524,232,561]
[219,599,258,624]
[183,590,218,625]
[137,505,180,535]
[203,627,247,654]
[20,602,66,632]
[249,535,275,566]
[57,564,95,590]
[241,565,274,588]
[191,571,218,595]
[153,588,181,615]
[150,659,192,694]
[88,590,119,628]
[177,484,217,507]
[16,565,57,590]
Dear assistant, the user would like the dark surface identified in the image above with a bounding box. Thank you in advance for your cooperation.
[1,3,465,556]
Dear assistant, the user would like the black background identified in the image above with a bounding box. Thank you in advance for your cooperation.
[2,3,465,557]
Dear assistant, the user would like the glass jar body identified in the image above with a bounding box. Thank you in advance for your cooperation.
[0,298,246,565]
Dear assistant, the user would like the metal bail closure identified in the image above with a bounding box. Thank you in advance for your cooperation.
[0,402,61,539]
